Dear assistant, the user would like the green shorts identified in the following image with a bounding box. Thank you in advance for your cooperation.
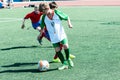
[52,38,68,48]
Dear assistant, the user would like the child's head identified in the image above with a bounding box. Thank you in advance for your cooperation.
[39,3,50,14]
[49,1,58,9]
[34,6,39,14]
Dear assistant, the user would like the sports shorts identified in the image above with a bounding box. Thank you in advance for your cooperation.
[32,21,40,29]
[52,38,68,48]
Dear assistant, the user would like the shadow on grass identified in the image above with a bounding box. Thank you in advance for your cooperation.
[1,61,56,67]
[100,21,120,25]
[0,62,58,73]
[1,62,38,67]
[0,45,53,51]
[0,68,58,73]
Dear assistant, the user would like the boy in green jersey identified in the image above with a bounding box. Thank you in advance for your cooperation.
[39,3,74,70]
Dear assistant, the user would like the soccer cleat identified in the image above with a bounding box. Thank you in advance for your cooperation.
[52,58,61,63]
[58,65,68,70]
[70,54,76,59]
[68,59,74,68]
[38,39,42,45]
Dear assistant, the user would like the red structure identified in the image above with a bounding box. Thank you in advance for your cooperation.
[10,0,120,8]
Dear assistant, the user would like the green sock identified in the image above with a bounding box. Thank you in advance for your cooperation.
[57,51,65,64]
[64,48,70,60]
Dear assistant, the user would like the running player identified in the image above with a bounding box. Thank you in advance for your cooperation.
[39,3,74,70]
[21,6,43,45]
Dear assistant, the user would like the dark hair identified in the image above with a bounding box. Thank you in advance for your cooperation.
[49,1,58,9]
[39,3,43,12]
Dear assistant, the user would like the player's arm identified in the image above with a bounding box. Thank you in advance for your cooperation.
[21,19,26,29]
[67,17,72,28]
[21,13,31,29]
[55,10,72,28]
[40,14,46,30]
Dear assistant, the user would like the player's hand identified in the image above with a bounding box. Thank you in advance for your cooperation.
[21,24,25,29]
[68,23,73,28]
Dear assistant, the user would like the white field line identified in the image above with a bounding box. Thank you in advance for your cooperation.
[0,18,22,19]
[0,18,23,23]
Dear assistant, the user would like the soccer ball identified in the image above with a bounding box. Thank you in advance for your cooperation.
[38,60,50,71]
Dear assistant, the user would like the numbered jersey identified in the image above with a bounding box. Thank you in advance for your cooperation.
[44,12,66,43]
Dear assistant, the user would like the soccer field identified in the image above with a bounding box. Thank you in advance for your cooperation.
[0,6,120,80]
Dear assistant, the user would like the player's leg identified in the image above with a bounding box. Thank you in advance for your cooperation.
[37,32,45,45]
[53,44,75,62]
[60,39,75,59]
[52,43,62,62]
[37,28,50,45]
[54,44,62,59]
[53,43,68,70]
[36,26,44,45]
[61,39,74,68]
[44,28,50,41]
[36,26,41,32]
[32,22,43,45]
[53,43,75,63]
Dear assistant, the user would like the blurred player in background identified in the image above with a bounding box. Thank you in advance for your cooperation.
[21,6,43,45]
[0,0,5,8]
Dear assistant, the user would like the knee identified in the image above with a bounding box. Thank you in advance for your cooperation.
[63,44,69,49]
[55,47,60,52]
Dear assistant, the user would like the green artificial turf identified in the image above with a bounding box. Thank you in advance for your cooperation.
[0,6,120,80]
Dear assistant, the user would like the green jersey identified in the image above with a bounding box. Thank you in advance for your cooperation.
[40,10,69,43]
